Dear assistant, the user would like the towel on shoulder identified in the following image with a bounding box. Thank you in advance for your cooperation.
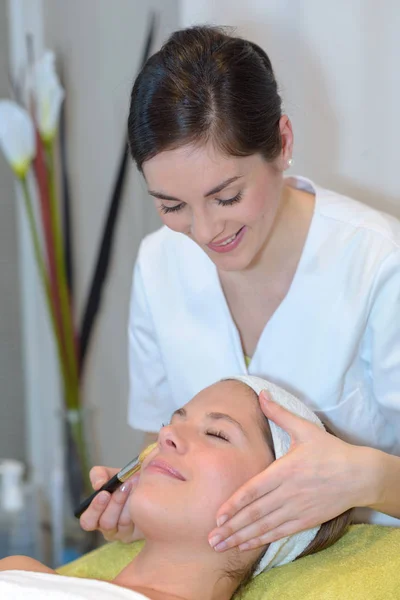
[0,569,149,599]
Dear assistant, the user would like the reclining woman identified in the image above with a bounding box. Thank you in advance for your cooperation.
[0,376,352,600]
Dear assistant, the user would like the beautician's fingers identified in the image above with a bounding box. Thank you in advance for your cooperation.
[98,475,139,542]
[80,490,112,532]
[80,469,138,542]
[115,492,136,543]
[208,492,284,549]
[79,466,119,532]
[98,479,135,541]
[209,506,291,552]
[237,519,303,552]
[116,476,145,543]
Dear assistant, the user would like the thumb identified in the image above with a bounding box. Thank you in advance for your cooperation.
[259,390,317,442]
[90,466,119,490]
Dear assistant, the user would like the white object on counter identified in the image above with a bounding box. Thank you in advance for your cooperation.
[0,460,24,512]
[0,460,42,560]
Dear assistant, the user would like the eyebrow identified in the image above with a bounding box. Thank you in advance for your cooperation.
[148,176,243,202]
[171,407,248,438]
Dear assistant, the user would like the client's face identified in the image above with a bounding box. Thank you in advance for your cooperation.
[129,380,274,544]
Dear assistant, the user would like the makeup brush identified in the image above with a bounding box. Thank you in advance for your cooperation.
[74,442,157,519]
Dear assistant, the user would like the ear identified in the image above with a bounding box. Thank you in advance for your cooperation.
[278,115,294,168]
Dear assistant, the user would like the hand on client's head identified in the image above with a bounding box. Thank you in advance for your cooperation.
[209,385,353,559]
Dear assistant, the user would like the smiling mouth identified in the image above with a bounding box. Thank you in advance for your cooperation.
[211,227,244,247]
[206,226,246,253]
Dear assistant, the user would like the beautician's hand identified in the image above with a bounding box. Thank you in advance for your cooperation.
[208,391,370,552]
[79,466,140,543]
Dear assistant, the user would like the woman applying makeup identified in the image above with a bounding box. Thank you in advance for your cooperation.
[81,25,400,554]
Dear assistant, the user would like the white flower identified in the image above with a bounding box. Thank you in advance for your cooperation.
[0,100,36,178]
[30,51,64,143]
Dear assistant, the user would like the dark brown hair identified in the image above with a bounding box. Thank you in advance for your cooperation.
[128,25,283,171]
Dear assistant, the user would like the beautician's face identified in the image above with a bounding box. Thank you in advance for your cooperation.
[129,381,274,544]
[142,132,289,272]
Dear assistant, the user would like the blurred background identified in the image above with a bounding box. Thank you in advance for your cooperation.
[0,0,399,567]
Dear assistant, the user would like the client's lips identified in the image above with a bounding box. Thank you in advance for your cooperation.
[146,459,186,481]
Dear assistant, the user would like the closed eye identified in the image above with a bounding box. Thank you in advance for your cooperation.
[206,430,230,442]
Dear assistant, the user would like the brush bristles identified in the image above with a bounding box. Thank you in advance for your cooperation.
[139,442,157,464]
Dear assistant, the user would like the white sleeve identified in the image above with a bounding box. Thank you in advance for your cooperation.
[368,249,400,441]
[127,257,173,432]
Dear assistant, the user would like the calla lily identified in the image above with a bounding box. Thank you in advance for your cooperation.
[0,100,36,178]
[30,51,64,143]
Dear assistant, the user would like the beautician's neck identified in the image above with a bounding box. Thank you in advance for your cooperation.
[113,540,237,600]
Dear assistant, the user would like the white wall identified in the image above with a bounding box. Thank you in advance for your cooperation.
[182,0,400,218]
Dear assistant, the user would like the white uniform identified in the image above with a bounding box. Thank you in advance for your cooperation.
[0,570,149,599]
[128,176,400,526]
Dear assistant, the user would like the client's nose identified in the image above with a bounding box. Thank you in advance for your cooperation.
[158,425,186,454]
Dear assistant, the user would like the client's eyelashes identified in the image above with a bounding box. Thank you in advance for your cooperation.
[160,420,229,442]
[206,430,230,442]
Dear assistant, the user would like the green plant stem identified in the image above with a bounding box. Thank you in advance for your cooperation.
[20,177,70,395]
[22,174,91,494]
[45,140,80,405]
[68,409,92,493]
[45,142,92,490]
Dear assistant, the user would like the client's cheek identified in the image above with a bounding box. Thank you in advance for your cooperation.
[205,464,247,504]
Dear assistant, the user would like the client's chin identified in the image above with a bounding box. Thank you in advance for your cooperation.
[129,482,219,545]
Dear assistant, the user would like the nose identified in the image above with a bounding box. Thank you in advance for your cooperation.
[190,208,224,245]
[158,424,187,455]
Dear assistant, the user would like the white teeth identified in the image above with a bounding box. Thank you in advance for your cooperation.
[212,227,244,248]
[218,232,237,246]
[220,234,236,246]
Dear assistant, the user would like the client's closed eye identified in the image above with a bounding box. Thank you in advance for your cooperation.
[206,430,230,442]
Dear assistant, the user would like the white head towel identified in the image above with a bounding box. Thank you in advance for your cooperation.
[226,375,325,574]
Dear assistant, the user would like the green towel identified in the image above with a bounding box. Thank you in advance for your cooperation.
[58,525,400,599]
